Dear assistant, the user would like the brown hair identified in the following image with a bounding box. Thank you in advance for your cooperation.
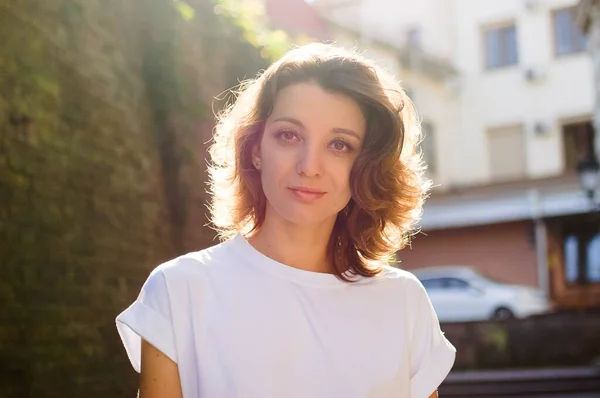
[208,43,430,281]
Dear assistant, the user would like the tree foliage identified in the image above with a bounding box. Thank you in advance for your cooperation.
[176,0,293,61]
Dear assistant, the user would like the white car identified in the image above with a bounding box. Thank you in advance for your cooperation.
[410,266,551,323]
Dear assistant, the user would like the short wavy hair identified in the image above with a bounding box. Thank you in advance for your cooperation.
[208,43,430,281]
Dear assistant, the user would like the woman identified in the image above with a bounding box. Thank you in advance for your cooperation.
[116,43,455,398]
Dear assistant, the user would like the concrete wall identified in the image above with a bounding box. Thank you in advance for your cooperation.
[316,0,455,59]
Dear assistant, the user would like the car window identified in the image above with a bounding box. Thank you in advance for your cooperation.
[421,278,444,290]
[444,278,470,289]
[421,277,471,290]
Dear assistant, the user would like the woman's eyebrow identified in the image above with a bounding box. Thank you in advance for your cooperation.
[331,128,361,140]
[273,116,361,140]
[273,116,303,128]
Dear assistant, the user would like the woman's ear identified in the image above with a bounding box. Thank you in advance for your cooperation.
[252,143,261,170]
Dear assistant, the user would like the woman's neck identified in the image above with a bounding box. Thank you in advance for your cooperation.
[247,212,337,274]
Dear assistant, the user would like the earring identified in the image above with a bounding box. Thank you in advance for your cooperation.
[253,158,261,170]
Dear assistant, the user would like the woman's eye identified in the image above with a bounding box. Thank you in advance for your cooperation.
[283,131,296,140]
[331,140,351,152]
[276,130,299,142]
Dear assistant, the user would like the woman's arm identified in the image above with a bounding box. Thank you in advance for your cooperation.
[429,391,438,398]
[139,339,183,398]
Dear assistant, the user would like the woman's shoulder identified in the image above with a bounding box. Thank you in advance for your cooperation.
[376,265,423,288]
[152,236,239,281]
[366,265,429,308]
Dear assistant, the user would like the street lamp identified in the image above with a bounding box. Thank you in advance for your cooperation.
[577,153,600,201]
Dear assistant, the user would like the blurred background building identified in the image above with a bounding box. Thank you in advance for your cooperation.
[580,0,600,153]
[267,0,600,310]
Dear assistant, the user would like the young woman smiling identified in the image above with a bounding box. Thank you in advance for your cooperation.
[117,43,456,398]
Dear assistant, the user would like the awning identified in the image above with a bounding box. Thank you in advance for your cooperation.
[420,181,596,230]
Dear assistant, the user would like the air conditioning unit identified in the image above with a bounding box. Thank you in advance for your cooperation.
[524,0,541,12]
[533,121,550,137]
[524,67,544,83]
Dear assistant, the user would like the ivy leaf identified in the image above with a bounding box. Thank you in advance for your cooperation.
[174,0,195,21]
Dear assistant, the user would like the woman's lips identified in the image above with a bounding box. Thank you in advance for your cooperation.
[288,187,326,202]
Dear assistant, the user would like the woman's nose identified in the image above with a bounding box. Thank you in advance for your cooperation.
[296,145,323,177]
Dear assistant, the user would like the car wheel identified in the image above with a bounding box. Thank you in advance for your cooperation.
[492,307,515,320]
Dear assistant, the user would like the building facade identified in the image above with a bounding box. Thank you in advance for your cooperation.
[315,0,599,309]
[578,0,600,158]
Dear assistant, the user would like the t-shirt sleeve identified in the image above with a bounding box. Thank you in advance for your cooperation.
[409,279,456,398]
[116,266,177,373]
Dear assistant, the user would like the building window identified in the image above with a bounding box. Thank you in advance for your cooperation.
[487,125,526,181]
[553,7,587,56]
[563,231,600,285]
[562,120,594,173]
[588,235,600,282]
[564,235,579,283]
[421,122,436,175]
[484,24,518,69]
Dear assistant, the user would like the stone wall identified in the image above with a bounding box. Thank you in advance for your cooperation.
[0,0,273,396]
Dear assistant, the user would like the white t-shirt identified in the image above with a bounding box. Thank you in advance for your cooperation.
[116,233,455,398]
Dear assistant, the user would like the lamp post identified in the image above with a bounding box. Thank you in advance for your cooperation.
[577,152,600,203]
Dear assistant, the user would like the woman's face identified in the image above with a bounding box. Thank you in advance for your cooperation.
[254,82,366,227]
